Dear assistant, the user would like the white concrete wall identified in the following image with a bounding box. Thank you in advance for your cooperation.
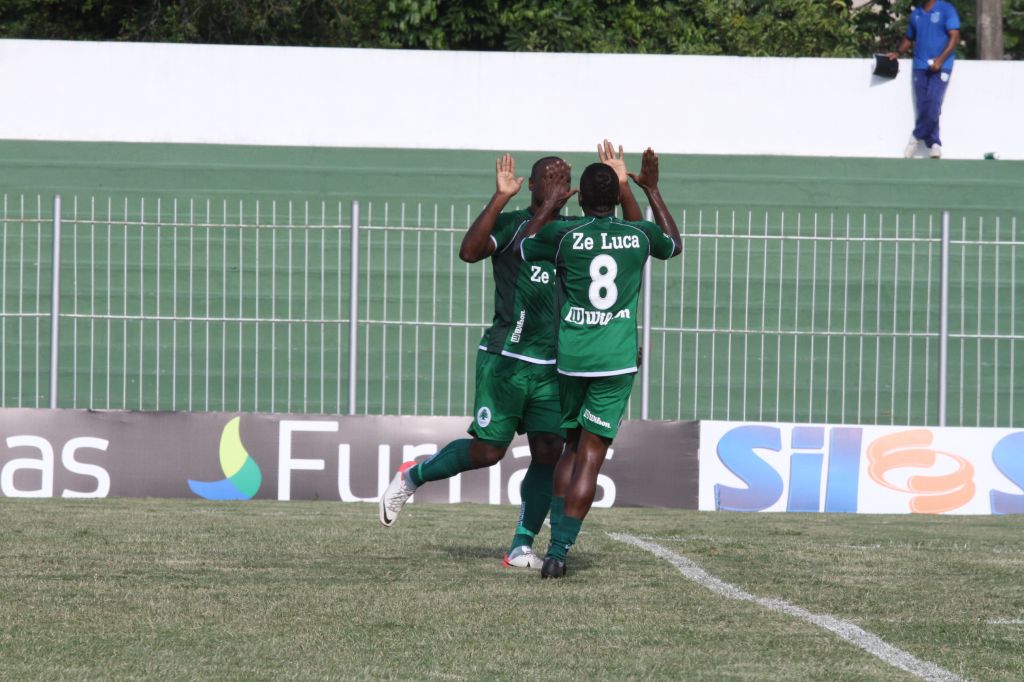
[1,38,1021,160]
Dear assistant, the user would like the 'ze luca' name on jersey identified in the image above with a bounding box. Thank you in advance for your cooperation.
[571,232,641,251]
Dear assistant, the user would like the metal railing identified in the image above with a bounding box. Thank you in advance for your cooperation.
[1,194,1020,427]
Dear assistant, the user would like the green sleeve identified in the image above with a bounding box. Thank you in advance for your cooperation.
[490,212,520,252]
[520,221,564,263]
[642,220,678,260]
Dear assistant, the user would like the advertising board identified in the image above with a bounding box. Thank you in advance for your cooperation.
[0,410,699,508]
[700,421,1024,514]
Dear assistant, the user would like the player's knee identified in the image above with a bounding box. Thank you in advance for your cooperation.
[469,439,508,467]
[528,432,564,465]
[473,449,504,467]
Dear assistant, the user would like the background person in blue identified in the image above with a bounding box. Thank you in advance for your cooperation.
[887,0,961,159]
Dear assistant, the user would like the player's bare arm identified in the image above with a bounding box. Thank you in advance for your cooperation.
[597,139,642,222]
[514,159,575,251]
[459,153,525,263]
[629,148,682,257]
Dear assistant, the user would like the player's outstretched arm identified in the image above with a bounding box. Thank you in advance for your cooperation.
[459,153,524,263]
[598,139,642,221]
[629,148,682,257]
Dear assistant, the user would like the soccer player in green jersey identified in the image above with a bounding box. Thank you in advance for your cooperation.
[519,149,681,578]
[379,143,644,571]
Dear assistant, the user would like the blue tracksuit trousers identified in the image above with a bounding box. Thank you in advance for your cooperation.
[912,69,951,148]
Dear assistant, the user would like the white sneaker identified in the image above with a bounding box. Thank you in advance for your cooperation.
[904,135,922,158]
[929,144,942,159]
[379,470,416,527]
[503,545,544,570]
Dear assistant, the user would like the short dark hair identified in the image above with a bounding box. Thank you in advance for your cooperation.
[530,156,562,180]
[579,163,619,211]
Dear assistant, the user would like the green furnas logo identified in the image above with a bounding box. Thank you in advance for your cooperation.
[188,417,262,500]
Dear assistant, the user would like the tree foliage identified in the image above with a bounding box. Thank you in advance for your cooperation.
[0,0,1019,59]
[1010,0,1024,58]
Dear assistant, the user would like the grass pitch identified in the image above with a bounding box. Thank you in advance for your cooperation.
[1,499,1022,681]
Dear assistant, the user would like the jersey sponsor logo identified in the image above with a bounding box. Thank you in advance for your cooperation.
[571,231,641,251]
[528,265,551,284]
[564,306,631,326]
[476,406,492,428]
[583,408,611,429]
[510,310,526,344]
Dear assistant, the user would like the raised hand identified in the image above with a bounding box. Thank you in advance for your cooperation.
[597,138,629,186]
[628,147,659,190]
[496,153,525,198]
[627,147,680,256]
[537,158,577,210]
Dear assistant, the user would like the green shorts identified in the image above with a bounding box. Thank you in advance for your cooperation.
[558,372,636,440]
[468,350,564,443]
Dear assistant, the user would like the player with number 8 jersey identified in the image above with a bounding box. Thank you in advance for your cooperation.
[519,149,682,578]
[528,215,675,377]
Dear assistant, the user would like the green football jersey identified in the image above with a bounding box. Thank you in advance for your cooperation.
[521,215,677,376]
[477,208,567,364]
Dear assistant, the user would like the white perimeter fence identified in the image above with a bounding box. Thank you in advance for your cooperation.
[1,195,1021,427]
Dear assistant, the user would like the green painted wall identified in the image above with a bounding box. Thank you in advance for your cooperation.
[1,139,1022,211]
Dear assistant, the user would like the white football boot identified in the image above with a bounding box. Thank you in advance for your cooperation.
[503,545,544,570]
[379,470,417,527]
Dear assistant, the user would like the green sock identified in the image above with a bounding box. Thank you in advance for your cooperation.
[509,461,554,552]
[410,438,473,486]
[549,495,565,532]
[547,513,582,561]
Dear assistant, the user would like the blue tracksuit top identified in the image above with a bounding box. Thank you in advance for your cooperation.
[907,1,961,72]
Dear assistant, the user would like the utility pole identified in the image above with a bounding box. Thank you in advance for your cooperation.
[977,0,1005,59]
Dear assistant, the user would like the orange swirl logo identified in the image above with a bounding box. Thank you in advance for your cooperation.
[866,429,974,513]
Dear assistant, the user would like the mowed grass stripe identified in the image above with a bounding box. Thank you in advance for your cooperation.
[610,532,964,682]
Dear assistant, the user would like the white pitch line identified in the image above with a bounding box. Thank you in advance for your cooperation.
[609,533,965,682]
[986,618,1024,625]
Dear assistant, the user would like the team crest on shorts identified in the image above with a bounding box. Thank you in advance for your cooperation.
[476,406,492,428]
